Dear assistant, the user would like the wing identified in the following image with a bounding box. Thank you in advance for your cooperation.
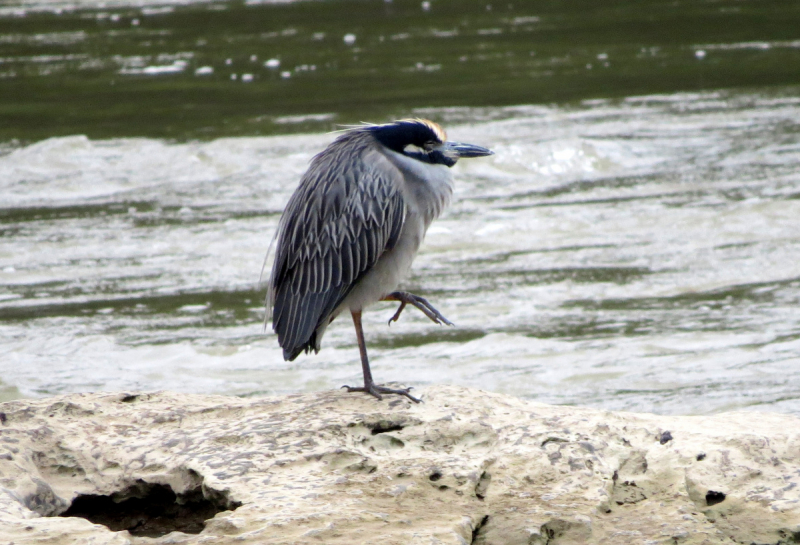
[268,136,406,361]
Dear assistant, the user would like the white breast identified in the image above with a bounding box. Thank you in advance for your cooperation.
[336,149,454,313]
[383,149,454,228]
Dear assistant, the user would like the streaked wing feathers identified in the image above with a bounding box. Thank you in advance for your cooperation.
[269,134,406,360]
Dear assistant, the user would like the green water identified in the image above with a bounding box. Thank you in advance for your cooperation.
[2,0,800,143]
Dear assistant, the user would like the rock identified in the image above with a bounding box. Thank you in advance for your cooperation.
[1,385,799,544]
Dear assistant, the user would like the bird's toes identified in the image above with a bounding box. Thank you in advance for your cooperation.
[342,383,420,403]
[374,385,421,403]
[432,311,454,326]
[342,385,384,400]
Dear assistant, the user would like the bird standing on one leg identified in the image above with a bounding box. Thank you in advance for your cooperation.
[266,119,493,402]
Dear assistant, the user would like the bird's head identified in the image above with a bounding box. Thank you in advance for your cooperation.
[365,118,493,167]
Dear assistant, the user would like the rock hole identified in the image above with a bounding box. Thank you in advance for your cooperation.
[58,479,240,537]
[541,436,568,447]
[429,470,442,481]
[120,394,138,403]
[778,529,800,543]
[470,514,489,544]
[475,471,491,500]
[705,490,726,507]
[368,422,404,435]
[696,452,706,461]
[659,431,673,444]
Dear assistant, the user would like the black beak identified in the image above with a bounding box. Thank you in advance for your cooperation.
[444,141,494,158]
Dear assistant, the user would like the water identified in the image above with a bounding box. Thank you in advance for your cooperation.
[2,0,800,141]
[3,91,800,414]
[2,0,800,415]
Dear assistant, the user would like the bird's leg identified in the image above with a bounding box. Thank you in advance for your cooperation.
[382,291,454,326]
[352,310,374,386]
[341,310,421,403]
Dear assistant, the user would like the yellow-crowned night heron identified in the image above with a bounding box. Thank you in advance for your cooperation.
[266,119,493,402]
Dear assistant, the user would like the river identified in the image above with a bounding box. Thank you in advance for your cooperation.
[1,0,799,415]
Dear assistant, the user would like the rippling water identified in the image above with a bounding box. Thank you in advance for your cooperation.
[2,0,800,414]
[2,90,800,415]
[3,0,800,141]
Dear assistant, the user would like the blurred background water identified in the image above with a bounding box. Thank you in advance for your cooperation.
[1,0,799,415]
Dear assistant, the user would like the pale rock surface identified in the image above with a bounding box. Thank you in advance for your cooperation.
[0,385,799,544]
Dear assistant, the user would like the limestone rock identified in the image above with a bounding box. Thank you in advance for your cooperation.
[1,385,798,544]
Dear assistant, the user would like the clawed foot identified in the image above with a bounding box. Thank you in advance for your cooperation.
[342,382,421,403]
[383,291,454,326]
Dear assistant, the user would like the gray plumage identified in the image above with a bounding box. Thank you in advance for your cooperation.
[266,119,492,401]
[270,130,405,359]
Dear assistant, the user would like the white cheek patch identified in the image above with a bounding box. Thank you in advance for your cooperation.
[403,144,426,155]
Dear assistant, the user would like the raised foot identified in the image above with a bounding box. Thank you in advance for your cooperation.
[342,383,421,403]
[383,291,454,326]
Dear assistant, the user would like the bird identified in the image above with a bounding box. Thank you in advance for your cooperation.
[266,119,493,403]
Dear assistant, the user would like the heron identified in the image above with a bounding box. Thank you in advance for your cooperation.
[266,119,493,403]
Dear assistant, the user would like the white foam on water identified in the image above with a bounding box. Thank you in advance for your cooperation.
[0,0,287,16]
[2,90,800,414]
[0,132,332,206]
